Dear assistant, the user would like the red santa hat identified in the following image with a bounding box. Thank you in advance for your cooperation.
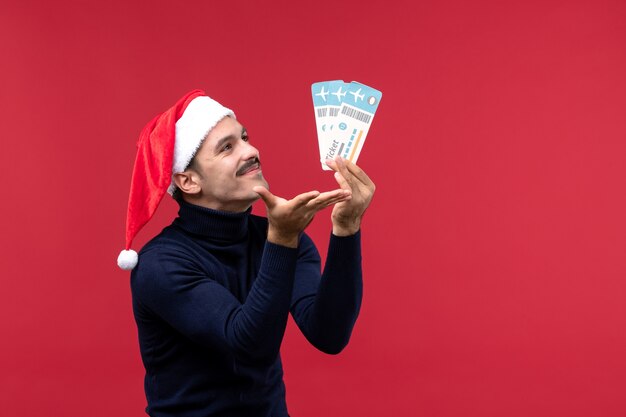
[117,89,235,270]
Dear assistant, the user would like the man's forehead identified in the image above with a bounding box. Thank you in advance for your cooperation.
[207,116,244,139]
[193,116,246,156]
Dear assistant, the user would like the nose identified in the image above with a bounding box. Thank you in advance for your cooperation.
[241,140,260,161]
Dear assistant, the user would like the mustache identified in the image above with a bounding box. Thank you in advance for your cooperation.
[236,157,261,176]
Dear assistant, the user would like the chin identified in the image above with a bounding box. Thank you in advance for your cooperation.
[255,176,269,189]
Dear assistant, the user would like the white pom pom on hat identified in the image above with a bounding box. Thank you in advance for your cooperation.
[117,89,235,270]
[117,249,138,270]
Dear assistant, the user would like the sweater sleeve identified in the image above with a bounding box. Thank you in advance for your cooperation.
[131,240,298,363]
[290,231,363,354]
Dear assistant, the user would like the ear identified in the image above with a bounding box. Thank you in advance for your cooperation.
[173,171,202,195]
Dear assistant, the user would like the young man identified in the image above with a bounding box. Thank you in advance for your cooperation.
[118,90,375,417]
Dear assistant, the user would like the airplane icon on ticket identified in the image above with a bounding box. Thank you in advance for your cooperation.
[349,88,365,102]
[315,86,329,101]
[332,86,346,101]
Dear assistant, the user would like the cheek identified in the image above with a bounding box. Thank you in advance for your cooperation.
[220,159,238,174]
[209,160,235,179]
[213,164,238,188]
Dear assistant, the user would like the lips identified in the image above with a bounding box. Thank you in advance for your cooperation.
[237,159,261,176]
[241,164,259,175]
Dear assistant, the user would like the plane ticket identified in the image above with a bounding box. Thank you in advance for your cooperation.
[311,80,382,170]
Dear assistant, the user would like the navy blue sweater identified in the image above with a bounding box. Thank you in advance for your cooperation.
[131,201,362,417]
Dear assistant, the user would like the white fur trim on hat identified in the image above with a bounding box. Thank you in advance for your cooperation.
[168,96,235,195]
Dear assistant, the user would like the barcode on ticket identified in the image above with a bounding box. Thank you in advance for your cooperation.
[341,105,372,124]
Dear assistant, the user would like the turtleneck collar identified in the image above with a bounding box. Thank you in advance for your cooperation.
[173,200,251,242]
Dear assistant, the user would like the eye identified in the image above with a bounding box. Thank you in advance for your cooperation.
[242,135,249,142]
[221,143,232,152]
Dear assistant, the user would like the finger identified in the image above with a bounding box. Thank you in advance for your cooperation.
[324,158,338,171]
[321,194,352,207]
[306,197,349,211]
[292,190,322,207]
[316,188,351,202]
[306,189,351,208]
[252,186,277,208]
[333,156,355,188]
[307,193,351,209]
[333,171,350,191]
[342,158,375,188]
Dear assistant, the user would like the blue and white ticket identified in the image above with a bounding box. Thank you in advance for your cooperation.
[311,80,382,170]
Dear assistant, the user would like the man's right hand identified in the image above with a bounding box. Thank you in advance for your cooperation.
[253,186,352,248]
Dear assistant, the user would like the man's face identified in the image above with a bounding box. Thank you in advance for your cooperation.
[187,116,268,212]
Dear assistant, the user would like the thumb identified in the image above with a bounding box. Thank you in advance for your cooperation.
[253,186,276,208]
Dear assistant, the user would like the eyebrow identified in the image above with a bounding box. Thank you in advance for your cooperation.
[213,127,247,153]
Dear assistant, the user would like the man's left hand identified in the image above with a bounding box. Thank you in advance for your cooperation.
[325,157,376,236]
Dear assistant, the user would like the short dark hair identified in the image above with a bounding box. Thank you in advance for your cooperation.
[172,186,184,202]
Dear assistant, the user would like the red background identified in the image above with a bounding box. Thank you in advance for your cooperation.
[1,0,626,416]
